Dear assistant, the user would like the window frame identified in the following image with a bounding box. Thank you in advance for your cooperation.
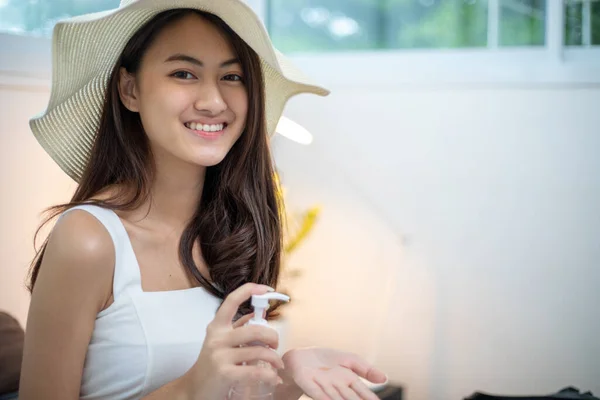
[0,0,599,89]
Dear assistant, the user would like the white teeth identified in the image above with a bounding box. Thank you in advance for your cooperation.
[186,123,225,132]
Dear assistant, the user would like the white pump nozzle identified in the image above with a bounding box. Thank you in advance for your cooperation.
[249,292,290,326]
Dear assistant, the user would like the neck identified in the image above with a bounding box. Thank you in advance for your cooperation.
[137,154,207,232]
[150,169,205,228]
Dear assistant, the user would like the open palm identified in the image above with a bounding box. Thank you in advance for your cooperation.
[280,347,387,400]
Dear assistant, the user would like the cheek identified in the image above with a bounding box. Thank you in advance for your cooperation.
[148,85,189,115]
[228,90,249,123]
[139,86,190,133]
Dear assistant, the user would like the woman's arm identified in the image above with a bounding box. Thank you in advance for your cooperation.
[19,211,116,400]
[19,210,281,400]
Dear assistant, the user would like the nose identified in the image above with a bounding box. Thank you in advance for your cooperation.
[194,81,227,116]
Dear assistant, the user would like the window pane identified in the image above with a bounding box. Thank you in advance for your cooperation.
[564,0,600,46]
[565,1,583,45]
[500,0,546,46]
[267,0,381,52]
[0,0,120,37]
[385,0,488,49]
[593,0,600,44]
[268,0,490,52]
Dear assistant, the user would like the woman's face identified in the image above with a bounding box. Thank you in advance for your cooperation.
[119,13,248,168]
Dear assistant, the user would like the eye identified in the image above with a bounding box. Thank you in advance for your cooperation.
[172,71,196,80]
[223,74,244,82]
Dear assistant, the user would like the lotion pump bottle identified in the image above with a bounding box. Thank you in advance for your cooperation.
[228,292,290,400]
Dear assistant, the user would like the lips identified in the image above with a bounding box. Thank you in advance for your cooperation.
[184,122,228,140]
[184,122,227,132]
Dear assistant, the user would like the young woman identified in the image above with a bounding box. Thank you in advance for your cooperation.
[18,1,387,399]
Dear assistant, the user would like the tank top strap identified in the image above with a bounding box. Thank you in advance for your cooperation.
[60,204,143,299]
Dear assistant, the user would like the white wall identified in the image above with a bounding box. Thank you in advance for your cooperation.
[275,82,600,400]
[2,76,600,400]
[0,84,76,329]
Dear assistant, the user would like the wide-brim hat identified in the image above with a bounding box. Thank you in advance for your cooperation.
[29,0,330,182]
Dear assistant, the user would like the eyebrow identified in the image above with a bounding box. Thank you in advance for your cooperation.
[164,53,240,68]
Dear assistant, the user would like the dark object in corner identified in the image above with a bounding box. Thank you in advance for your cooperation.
[0,311,24,397]
[376,385,403,399]
[465,386,599,400]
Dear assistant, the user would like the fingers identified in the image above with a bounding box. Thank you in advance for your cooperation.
[233,313,254,328]
[213,283,274,327]
[350,379,379,400]
[226,364,280,387]
[315,378,343,400]
[227,324,279,350]
[229,346,284,370]
[295,376,331,400]
[315,366,379,400]
[321,379,377,400]
[334,383,360,400]
[232,306,268,329]
[340,354,387,384]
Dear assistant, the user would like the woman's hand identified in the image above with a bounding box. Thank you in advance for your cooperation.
[279,347,387,400]
[181,283,285,399]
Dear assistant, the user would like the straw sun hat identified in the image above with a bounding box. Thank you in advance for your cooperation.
[29,0,330,182]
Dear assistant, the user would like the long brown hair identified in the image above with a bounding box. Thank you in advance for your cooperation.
[28,9,283,318]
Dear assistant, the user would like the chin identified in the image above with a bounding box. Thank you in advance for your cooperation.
[179,137,239,167]
[191,152,230,167]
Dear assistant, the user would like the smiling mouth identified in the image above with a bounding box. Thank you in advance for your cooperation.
[184,122,228,133]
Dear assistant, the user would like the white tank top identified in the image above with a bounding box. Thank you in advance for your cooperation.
[59,205,222,399]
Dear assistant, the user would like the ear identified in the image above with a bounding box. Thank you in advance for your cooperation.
[118,67,140,112]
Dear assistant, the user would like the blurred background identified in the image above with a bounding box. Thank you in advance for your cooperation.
[1,1,600,399]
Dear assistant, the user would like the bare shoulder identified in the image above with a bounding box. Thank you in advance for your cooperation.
[19,208,116,399]
[46,208,115,273]
[37,207,116,312]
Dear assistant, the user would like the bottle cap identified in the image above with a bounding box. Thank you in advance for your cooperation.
[248,292,290,326]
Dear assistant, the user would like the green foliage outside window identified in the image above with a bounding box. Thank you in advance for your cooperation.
[0,0,598,50]
[266,0,599,52]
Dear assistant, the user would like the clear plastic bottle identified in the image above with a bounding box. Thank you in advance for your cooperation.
[228,292,290,400]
